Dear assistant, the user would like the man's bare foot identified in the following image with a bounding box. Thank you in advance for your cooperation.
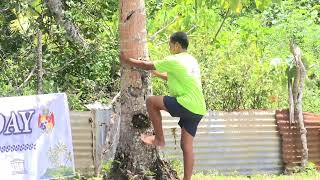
[140,134,165,148]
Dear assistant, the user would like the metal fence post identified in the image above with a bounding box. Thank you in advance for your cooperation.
[90,106,111,176]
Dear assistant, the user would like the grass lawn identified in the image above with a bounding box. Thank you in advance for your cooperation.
[191,173,320,180]
[71,173,320,180]
[71,161,320,180]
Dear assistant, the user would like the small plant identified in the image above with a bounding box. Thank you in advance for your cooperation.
[144,170,156,177]
[170,159,183,176]
[101,160,120,176]
[304,162,318,175]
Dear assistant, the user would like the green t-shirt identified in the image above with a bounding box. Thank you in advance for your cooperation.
[154,52,207,115]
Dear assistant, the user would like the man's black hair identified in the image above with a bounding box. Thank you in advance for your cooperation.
[170,32,189,49]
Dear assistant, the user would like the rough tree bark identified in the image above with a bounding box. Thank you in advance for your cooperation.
[107,1,179,180]
[44,0,88,48]
[288,76,294,128]
[289,42,308,168]
[36,29,43,94]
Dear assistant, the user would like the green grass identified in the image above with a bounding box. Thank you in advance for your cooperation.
[67,173,320,180]
[177,161,320,180]
[191,173,320,180]
[66,161,320,180]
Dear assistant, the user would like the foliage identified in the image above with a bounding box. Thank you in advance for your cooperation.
[0,0,319,113]
[0,0,120,110]
[148,0,320,113]
[169,159,184,177]
[290,162,319,175]
[304,162,318,175]
[101,160,120,176]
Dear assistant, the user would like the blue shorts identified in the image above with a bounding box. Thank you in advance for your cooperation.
[163,96,203,137]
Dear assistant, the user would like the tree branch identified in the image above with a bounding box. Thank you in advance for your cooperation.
[150,16,178,42]
[28,4,42,17]
[36,29,43,94]
[12,65,37,93]
[214,8,230,41]
[187,24,197,34]
[0,8,9,13]
[44,0,88,48]
[54,58,77,73]
[110,92,121,105]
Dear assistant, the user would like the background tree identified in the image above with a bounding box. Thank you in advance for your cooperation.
[1,0,319,113]
[288,42,308,168]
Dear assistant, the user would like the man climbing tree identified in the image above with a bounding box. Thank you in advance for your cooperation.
[109,1,179,179]
[120,32,207,180]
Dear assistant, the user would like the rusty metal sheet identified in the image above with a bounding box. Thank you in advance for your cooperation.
[276,109,320,170]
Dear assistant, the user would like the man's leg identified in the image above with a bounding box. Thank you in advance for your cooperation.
[141,96,168,147]
[180,128,194,180]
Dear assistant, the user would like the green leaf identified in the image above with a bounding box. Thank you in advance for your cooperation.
[197,0,203,8]
[9,14,30,33]
[230,0,240,10]
[31,0,42,14]
[255,0,272,10]
[272,0,281,5]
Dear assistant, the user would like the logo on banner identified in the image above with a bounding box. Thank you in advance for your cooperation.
[38,109,55,133]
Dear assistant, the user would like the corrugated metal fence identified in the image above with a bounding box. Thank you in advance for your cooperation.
[69,110,284,175]
[70,109,320,175]
[161,110,283,175]
[70,111,94,175]
[276,109,320,171]
[70,109,117,176]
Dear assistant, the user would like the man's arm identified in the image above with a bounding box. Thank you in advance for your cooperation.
[127,58,156,70]
[151,70,167,81]
[120,52,155,70]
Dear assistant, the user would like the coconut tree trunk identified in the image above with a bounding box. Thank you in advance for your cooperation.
[290,42,308,168]
[108,1,178,179]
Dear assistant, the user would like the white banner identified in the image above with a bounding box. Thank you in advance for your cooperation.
[0,93,75,180]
